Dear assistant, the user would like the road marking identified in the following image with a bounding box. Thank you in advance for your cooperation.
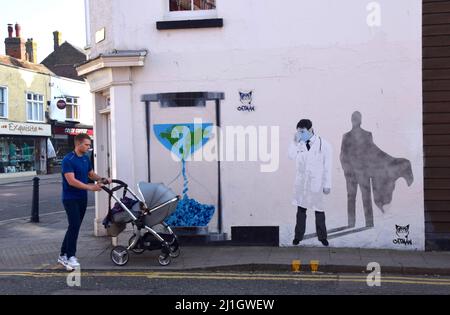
[0,206,95,224]
[1,271,450,286]
[143,275,450,286]
[128,271,450,283]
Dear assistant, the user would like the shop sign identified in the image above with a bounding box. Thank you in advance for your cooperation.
[57,99,67,110]
[0,122,51,137]
[54,127,94,136]
[65,128,94,136]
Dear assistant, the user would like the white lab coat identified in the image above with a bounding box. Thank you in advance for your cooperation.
[288,135,332,212]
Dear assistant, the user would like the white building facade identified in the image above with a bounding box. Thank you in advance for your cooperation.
[48,75,94,171]
[49,76,93,126]
[78,0,424,250]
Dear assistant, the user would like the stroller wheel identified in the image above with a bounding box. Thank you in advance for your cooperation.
[169,247,181,258]
[129,235,145,254]
[111,246,129,266]
[158,254,171,266]
[169,240,180,258]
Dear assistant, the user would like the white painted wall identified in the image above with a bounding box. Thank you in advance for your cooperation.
[87,0,424,250]
[49,76,93,126]
[87,0,115,58]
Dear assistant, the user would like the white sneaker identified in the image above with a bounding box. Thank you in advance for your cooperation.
[66,256,80,271]
[57,254,68,267]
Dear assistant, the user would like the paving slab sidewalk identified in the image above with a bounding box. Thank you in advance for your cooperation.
[0,210,449,275]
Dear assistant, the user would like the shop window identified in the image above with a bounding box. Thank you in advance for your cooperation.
[54,138,73,160]
[0,137,37,174]
[0,87,7,118]
[169,0,216,11]
[26,93,44,122]
[66,97,80,120]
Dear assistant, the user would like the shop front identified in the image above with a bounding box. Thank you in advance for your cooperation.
[0,121,51,178]
[48,123,94,174]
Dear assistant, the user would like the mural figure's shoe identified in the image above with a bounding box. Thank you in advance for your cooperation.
[320,239,329,247]
[292,239,300,245]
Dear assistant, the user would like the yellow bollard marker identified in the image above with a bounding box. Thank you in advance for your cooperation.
[310,260,319,273]
[292,260,301,272]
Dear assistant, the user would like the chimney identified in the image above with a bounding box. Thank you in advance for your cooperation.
[5,23,26,60]
[15,23,21,37]
[7,24,13,38]
[53,31,61,51]
[25,38,37,63]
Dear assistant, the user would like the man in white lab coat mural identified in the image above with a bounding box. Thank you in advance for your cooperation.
[288,119,332,247]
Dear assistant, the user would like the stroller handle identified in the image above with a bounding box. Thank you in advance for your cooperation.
[101,179,128,196]
[111,179,127,186]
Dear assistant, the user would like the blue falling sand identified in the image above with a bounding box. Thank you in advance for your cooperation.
[165,195,215,227]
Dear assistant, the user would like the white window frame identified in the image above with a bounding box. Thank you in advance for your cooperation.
[0,86,8,119]
[165,0,218,21]
[26,92,45,123]
[65,97,80,121]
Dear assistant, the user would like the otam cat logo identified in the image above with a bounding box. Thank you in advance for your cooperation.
[393,225,412,246]
[238,91,255,112]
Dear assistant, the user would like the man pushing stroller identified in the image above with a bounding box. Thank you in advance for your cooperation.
[58,133,112,271]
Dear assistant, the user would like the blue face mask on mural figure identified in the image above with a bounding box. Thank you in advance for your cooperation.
[296,128,313,143]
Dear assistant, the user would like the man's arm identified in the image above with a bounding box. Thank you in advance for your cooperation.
[65,172,102,191]
[88,170,112,184]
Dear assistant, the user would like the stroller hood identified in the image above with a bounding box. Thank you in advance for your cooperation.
[138,182,178,209]
[136,182,179,227]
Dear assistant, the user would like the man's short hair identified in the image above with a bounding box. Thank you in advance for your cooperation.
[75,133,91,144]
[297,119,313,130]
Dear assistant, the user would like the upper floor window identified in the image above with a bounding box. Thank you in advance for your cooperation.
[0,87,7,118]
[26,92,44,122]
[159,0,221,29]
[169,0,216,11]
[66,97,80,120]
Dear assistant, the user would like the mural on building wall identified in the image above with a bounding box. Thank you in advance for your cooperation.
[153,123,216,227]
[288,113,415,246]
[340,111,414,229]
[288,119,333,246]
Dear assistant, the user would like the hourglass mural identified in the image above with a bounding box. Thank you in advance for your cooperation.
[153,123,216,227]
[143,92,225,236]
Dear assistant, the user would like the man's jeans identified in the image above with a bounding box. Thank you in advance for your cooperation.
[60,198,88,258]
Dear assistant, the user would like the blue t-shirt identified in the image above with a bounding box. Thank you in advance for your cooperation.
[61,151,93,200]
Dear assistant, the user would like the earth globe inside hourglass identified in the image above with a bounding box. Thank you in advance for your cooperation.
[153,123,215,227]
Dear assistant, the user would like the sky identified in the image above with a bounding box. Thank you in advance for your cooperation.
[0,0,86,62]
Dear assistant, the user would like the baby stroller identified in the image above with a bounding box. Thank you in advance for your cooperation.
[101,180,181,266]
